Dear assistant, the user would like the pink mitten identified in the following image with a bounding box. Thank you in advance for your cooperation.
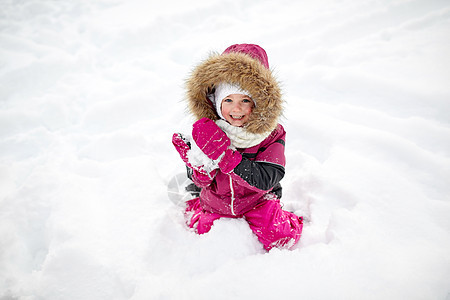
[172,133,192,167]
[218,149,242,174]
[172,133,217,181]
[192,118,230,160]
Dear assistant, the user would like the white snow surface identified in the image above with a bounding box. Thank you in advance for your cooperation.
[1,0,450,299]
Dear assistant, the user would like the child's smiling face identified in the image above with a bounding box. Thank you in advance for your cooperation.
[220,94,254,127]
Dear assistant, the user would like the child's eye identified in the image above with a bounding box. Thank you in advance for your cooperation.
[242,99,251,103]
[224,98,232,102]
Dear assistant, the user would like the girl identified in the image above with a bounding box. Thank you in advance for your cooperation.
[172,44,303,251]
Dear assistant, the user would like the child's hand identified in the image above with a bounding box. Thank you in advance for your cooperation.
[192,118,230,160]
[217,149,242,174]
[191,118,242,174]
[172,132,218,179]
[172,133,192,166]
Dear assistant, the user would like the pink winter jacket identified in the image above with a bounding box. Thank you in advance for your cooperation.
[191,124,286,217]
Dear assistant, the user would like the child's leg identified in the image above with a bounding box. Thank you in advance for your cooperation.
[244,198,303,251]
[185,198,222,234]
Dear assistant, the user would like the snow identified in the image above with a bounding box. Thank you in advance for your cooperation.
[186,133,221,173]
[1,0,450,299]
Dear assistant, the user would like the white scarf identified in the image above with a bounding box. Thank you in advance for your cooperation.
[215,119,271,149]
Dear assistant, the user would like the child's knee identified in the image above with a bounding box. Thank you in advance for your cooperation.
[184,198,222,234]
[245,200,303,250]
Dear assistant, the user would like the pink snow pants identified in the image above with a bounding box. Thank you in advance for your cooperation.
[185,197,303,251]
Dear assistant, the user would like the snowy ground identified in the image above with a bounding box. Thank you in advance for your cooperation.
[1,0,450,299]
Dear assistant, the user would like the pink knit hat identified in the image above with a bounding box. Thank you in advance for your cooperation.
[222,43,270,69]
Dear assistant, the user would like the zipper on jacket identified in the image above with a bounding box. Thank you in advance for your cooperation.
[229,175,235,216]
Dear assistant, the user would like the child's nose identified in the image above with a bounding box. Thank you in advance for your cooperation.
[232,103,242,111]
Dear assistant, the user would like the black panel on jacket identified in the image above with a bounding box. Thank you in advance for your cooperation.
[233,158,285,191]
[271,183,283,199]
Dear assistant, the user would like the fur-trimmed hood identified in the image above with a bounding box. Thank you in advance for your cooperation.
[185,51,283,135]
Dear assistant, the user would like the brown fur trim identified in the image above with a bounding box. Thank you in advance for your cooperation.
[185,52,283,135]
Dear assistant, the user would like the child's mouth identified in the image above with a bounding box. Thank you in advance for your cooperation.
[231,115,244,120]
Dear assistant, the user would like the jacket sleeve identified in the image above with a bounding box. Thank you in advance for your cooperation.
[233,159,284,191]
[231,125,286,192]
[186,166,216,188]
